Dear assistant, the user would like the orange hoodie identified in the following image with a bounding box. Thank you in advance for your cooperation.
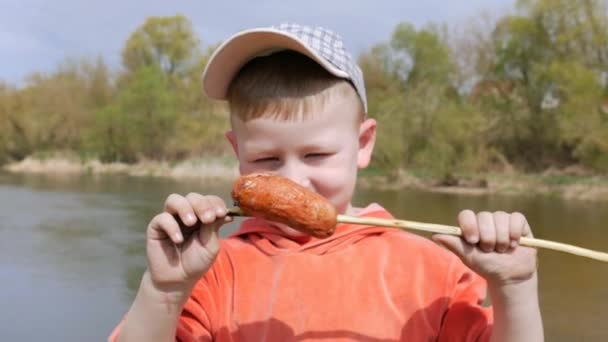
[111,204,493,341]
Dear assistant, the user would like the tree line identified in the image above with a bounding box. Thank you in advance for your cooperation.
[1,0,607,179]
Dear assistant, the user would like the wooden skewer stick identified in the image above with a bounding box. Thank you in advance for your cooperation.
[228,208,608,263]
[336,214,608,263]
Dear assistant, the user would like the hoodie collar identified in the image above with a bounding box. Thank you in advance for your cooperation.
[229,203,394,255]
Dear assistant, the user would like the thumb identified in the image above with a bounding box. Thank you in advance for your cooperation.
[432,234,472,261]
[196,216,232,251]
[210,215,233,232]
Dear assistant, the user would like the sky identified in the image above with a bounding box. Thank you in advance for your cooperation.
[0,0,516,85]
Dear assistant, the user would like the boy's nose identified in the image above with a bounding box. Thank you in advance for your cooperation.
[277,161,312,190]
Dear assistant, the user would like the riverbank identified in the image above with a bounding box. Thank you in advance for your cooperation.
[2,155,239,180]
[3,156,608,201]
[358,167,608,201]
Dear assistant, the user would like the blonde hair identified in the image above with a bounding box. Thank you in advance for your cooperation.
[226,50,364,122]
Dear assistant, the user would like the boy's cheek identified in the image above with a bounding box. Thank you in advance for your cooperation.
[238,161,269,175]
[319,168,357,200]
[238,163,255,174]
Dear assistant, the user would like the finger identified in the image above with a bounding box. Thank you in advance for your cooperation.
[523,219,533,238]
[206,196,233,228]
[207,195,228,217]
[477,211,496,252]
[164,194,197,226]
[432,234,474,263]
[185,193,217,225]
[198,225,219,253]
[148,212,183,244]
[493,211,510,253]
[509,212,526,248]
[185,192,211,223]
[458,210,479,244]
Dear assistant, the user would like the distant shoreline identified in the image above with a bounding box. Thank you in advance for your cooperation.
[358,169,608,202]
[2,156,239,180]
[3,156,608,202]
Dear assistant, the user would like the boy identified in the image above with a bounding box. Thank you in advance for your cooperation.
[112,23,543,341]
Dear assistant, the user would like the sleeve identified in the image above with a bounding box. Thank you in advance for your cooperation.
[174,279,217,342]
[437,260,494,342]
[108,246,234,342]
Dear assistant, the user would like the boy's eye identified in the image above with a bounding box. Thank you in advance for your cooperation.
[253,157,279,163]
[305,153,330,158]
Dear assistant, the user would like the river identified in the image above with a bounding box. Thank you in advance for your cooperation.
[0,172,606,341]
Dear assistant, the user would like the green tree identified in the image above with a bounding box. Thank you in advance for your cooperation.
[91,65,177,162]
[361,24,488,178]
[0,82,27,162]
[391,23,454,86]
[359,43,407,172]
[168,44,231,159]
[0,58,113,163]
[479,0,608,170]
[122,15,200,78]
[547,61,608,170]
[112,15,230,161]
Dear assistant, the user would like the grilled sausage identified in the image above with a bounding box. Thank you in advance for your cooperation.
[231,173,337,238]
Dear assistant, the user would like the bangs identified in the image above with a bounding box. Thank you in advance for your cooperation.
[226,50,363,122]
[229,81,358,122]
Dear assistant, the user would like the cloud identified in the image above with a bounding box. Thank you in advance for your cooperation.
[0,0,515,85]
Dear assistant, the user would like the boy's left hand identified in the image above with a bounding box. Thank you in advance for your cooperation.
[432,210,537,286]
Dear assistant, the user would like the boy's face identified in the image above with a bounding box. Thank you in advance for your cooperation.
[226,94,376,220]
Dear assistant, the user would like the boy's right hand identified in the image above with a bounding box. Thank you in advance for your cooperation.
[145,193,231,295]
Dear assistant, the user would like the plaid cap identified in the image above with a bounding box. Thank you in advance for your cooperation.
[202,23,368,113]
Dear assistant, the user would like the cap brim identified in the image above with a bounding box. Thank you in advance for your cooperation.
[202,28,349,100]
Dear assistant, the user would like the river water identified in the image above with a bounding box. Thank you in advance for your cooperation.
[0,172,606,341]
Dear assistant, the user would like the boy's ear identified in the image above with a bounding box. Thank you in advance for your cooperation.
[225,130,239,157]
[357,118,377,169]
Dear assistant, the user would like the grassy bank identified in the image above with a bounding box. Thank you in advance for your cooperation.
[4,154,608,202]
[2,153,238,180]
[358,166,608,202]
